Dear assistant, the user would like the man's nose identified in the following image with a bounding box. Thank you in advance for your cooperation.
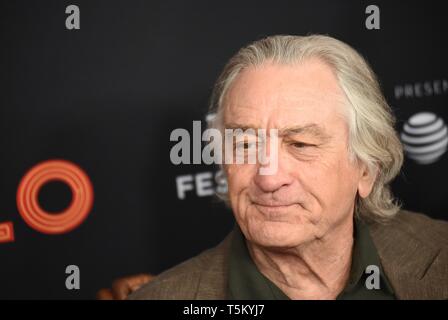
[253,160,293,193]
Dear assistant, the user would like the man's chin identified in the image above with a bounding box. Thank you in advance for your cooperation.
[245,220,312,249]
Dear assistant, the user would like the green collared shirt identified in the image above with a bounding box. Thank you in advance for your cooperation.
[228,218,396,300]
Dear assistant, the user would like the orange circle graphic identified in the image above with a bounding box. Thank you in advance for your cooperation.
[16,159,94,234]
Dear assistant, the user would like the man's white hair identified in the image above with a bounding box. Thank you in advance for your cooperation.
[208,34,403,222]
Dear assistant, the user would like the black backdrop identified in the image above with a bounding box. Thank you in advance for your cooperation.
[1,0,447,299]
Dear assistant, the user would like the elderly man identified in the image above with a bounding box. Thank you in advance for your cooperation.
[128,34,448,300]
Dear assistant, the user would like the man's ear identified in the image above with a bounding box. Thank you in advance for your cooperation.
[357,162,378,198]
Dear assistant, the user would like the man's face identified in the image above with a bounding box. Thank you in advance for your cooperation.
[223,58,375,248]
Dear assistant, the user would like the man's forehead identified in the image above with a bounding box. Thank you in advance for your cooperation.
[223,95,346,131]
[225,59,345,101]
[223,59,346,116]
[222,61,348,136]
[224,92,345,117]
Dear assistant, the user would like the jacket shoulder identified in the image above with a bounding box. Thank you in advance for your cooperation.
[128,233,232,300]
[369,209,448,299]
[372,209,448,246]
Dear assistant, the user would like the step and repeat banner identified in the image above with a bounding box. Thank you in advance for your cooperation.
[1,0,447,299]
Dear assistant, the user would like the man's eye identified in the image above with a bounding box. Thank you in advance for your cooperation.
[291,142,313,148]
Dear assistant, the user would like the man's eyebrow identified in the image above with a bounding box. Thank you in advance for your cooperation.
[280,123,331,140]
[224,123,259,131]
[224,122,331,140]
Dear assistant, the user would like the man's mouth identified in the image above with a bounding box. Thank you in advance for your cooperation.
[252,201,298,216]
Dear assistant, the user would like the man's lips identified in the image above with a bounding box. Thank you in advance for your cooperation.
[252,201,298,215]
[253,202,295,208]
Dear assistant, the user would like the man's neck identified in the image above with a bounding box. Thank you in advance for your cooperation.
[246,217,354,300]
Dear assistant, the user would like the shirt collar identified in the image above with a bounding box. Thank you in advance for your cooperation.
[227,217,395,299]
